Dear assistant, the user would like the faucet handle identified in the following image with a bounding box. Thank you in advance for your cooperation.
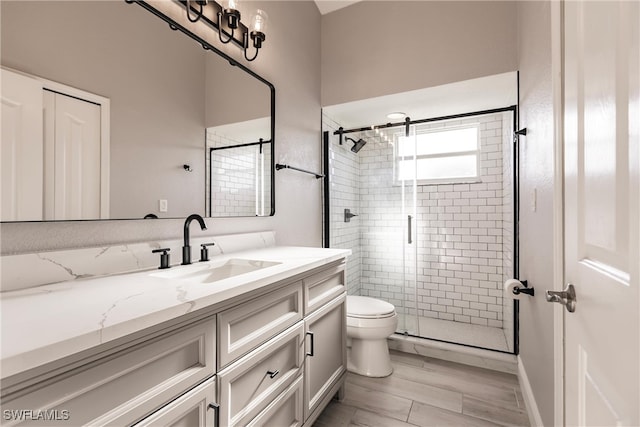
[200,243,216,262]
[152,248,171,269]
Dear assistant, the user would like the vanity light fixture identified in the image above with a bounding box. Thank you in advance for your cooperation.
[181,0,267,61]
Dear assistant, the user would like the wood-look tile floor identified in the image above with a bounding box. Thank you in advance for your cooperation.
[313,350,529,427]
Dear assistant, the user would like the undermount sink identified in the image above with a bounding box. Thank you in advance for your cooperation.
[150,258,281,284]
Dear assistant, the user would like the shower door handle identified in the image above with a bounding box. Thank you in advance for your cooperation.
[407,215,413,244]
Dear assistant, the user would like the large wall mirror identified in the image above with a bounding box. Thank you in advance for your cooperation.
[0,0,274,222]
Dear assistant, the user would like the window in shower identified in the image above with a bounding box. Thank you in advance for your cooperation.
[396,124,480,184]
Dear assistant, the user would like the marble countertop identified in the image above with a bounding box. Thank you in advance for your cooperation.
[0,246,350,379]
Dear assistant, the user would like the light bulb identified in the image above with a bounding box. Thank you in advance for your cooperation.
[224,0,239,10]
[251,9,268,34]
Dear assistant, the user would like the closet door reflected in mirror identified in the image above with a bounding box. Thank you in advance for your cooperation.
[0,0,274,221]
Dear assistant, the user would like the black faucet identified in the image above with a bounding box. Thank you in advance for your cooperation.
[182,214,207,265]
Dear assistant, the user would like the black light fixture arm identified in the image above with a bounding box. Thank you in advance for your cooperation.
[244,31,265,61]
[217,8,239,44]
[174,0,247,48]
[186,0,205,22]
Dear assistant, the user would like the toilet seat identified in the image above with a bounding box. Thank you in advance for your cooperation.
[347,296,396,319]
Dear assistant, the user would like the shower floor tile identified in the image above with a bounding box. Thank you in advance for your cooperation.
[398,315,510,352]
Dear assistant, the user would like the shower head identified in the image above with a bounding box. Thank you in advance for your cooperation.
[345,137,367,153]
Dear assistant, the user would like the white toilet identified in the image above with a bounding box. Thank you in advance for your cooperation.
[346,295,398,377]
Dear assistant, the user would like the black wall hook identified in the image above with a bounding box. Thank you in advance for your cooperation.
[183,164,193,172]
[515,128,527,136]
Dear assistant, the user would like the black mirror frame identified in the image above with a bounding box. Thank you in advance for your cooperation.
[130,0,276,217]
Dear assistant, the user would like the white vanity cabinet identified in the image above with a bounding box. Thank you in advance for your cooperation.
[216,261,347,427]
[0,317,217,426]
[0,259,347,427]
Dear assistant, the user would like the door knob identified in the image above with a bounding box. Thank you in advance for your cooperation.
[545,283,577,313]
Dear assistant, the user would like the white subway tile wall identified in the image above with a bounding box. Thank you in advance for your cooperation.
[323,114,362,296]
[206,130,271,217]
[325,111,513,343]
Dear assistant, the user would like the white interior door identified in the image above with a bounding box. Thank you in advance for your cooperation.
[563,1,639,425]
[1,69,44,221]
[44,91,102,220]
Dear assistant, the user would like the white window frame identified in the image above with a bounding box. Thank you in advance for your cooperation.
[394,123,481,185]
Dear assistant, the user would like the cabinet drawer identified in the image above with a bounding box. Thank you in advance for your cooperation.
[303,263,345,315]
[134,376,217,427]
[1,318,216,427]
[245,376,303,427]
[218,322,304,427]
[218,283,302,368]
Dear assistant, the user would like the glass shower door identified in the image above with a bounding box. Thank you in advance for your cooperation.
[391,125,419,335]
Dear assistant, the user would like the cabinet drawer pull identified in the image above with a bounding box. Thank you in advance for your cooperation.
[266,369,279,379]
[306,331,315,357]
[208,402,220,427]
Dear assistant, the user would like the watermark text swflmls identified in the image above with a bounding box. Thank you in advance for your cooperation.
[3,409,70,422]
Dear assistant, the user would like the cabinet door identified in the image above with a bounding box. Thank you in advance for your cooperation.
[303,293,346,420]
[134,376,218,427]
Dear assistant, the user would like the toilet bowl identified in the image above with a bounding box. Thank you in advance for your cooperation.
[346,295,398,377]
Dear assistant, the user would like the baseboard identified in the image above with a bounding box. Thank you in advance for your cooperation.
[517,355,544,427]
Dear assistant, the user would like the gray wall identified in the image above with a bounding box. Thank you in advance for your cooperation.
[1,0,322,253]
[516,1,555,425]
[321,1,518,106]
[205,53,271,129]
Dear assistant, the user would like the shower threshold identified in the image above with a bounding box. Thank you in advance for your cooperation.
[397,314,510,353]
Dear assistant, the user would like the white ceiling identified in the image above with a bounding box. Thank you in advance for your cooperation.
[323,72,518,130]
[314,0,362,15]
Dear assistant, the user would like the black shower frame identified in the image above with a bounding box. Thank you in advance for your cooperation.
[208,140,269,217]
[322,105,521,356]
